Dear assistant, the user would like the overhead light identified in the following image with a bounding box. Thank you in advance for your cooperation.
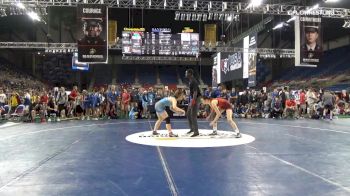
[219,13,224,20]
[286,16,296,23]
[273,22,284,30]
[27,11,40,21]
[202,13,208,21]
[343,20,350,28]
[213,13,219,20]
[194,0,197,10]
[208,12,213,20]
[306,4,319,13]
[133,0,136,6]
[175,11,180,20]
[222,2,227,11]
[192,13,197,21]
[149,0,151,7]
[197,13,202,21]
[208,1,212,11]
[16,2,26,9]
[226,13,232,21]
[179,0,183,8]
[324,0,340,3]
[186,13,191,21]
[181,13,186,20]
[247,0,263,9]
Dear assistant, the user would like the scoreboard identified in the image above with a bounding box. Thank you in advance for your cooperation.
[122,28,199,56]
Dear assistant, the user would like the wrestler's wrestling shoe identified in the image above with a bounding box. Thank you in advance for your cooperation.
[168,132,178,137]
[235,132,242,138]
[209,131,218,136]
[152,131,159,135]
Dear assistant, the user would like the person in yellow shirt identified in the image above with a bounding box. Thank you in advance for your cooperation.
[9,92,19,113]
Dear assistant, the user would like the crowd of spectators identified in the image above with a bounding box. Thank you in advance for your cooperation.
[1,63,349,122]
[207,86,350,120]
[1,80,350,122]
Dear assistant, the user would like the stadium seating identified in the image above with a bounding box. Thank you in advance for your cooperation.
[276,45,350,81]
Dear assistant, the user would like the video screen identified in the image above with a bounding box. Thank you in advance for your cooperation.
[122,31,144,55]
[122,29,199,57]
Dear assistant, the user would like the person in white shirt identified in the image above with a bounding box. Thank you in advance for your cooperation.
[0,89,7,107]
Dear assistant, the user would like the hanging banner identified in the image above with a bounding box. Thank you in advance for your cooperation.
[243,36,249,79]
[297,16,323,67]
[108,20,117,45]
[212,55,218,87]
[205,24,217,47]
[248,33,257,87]
[77,4,108,63]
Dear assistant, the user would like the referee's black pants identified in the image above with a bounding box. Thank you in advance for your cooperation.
[187,99,200,134]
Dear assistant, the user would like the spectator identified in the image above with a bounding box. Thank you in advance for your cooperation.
[299,89,307,118]
[322,90,336,120]
[306,88,318,118]
[57,87,68,118]
[284,98,297,119]
[9,92,20,113]
[271,96,283,119]
[106,85,118,118]
[0,89,7,107]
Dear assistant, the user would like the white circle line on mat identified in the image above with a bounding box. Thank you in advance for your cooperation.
[125,129,255,148]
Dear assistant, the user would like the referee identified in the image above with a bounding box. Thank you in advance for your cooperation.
[185,69,202,137]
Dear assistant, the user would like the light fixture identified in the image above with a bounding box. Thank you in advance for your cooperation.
[208,12,213,20]
[197,13,202,21]
[27,11,40,21]
[179,0,183,8]
[247,0,263,9]
[225,13,232,21]
[343,20,350,28]
[175,11,180,20]
[213,13,219,20]
[192,13,197,21]
[286,16,296,23]
[208,1,212,11]
[306,4,319,14]
[181,13,186,20]
[219,13,224,20]
[273,22,284,30]
[222,2,227,11]
[16,2,26,10]
[324,0,340,3]
[194,0,197,10]
[186,13,191,21]
[202,13,208,21]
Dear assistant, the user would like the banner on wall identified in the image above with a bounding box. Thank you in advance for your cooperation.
[77,4,108,63]
[295,16,323,67]
[220,52,243,83]
[248,33,257,87]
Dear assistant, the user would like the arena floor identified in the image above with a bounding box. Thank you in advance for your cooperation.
[0,118,350,196]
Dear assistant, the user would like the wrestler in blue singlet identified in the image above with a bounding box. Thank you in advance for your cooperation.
[155,97,172,114]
